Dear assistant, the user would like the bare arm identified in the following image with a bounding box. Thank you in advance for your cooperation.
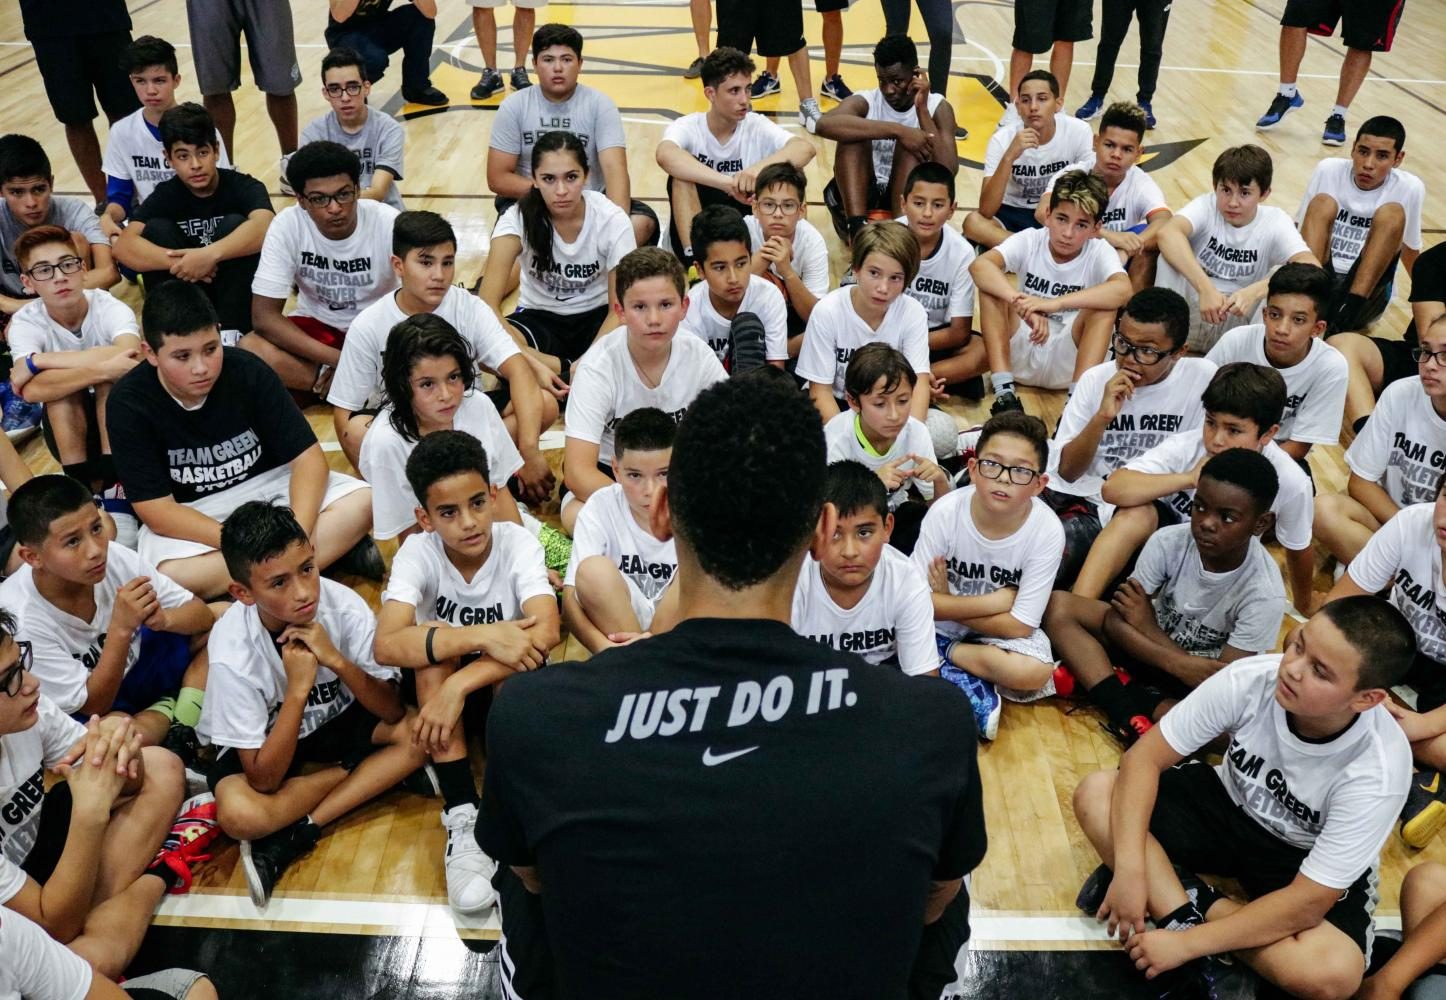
[1276,438,1310,461]
[562,586,614,654]
[131,496,223,548]
[1346,472,1401,526]
[238,695,308,792]
[329,0,363,20]
[766,136,816,172]
[286,443,329,539]
[597,147,632,216]
[1155,216,1216,296]
[478,235,523,312]
[807,380,842,422]
[969,251,1019,302]
[1059,412,1112,483]
[1366,895,1446,995]
[1100,468,1195,507]
[81,241,120,290]
[1102,607,1226,686]
[562,437,613,502]
[113,221,181,272]
[1284,546,1316,615]
[924,878,962,924]
[814,95,900,142]
[252,296,340,367]
[485,149,534,202]
[374,600,539,669]
[1137,208,1173,251]
[1045,272,1132,314]
[656,140,734,193]
[925,102,959,173]
[1412,300,1443,333]
[331,655,403,724]
[14,342,140,401]
[1182,875,1340,956]
[361,168,396,204]
[205,208,274,263]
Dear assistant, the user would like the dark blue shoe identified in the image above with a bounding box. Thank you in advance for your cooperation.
[1074,93,1105,120]
[749,71,780,99]
[1322,113,1347,146]
[1256,91,1304,129]
[1140,100,1157,129]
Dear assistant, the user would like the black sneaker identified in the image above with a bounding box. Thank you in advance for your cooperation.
[683,56,705,80]
[510,67,532,91]
[1322,113,1347,146]
[329,536,386,581]
[471,69,503,100]
[728,311,768,375]
[161,722,204,772]
[240,819,320,908]
[403,86,449,107]
[1150,955,1222,1000]
[1075,863,1112,914]
[399,762,441,798]
[989,391,1024,416]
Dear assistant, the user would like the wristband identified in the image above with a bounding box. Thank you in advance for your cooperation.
[24,354,39,376]
[425,626,439,665]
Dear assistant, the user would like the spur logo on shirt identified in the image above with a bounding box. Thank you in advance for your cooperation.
[168,430,263,494]
[1022,272,1083,298]
[944,557,1022,593]
[1388,432,1446,503]
[1226,739,1324,834]
[433,597,506,626]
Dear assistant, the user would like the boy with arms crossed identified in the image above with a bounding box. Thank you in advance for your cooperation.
[678,205,787,370]
[299,48,406,211]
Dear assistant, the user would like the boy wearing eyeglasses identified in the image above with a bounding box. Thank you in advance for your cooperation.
[298,48,406,211]
[911,410,1063,741]
[744,163,828,355]
[245,141,400,400]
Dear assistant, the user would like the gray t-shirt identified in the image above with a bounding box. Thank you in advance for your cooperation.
[1132,523,1285,659]
[300,110,405,211]
[0,196,107,296]
[489,84,626,193]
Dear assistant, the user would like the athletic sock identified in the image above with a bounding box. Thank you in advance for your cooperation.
[1087,674,1132,719]
[1332,292,1368,333]
[145,857,184,892]
[434,758,481,812]
[61,461,92,487]
[1332,104,1349,118]
[990,371,1016,397]
[1278,82,1298,98]
[172,687,205,729]
[845,216,867,241]
[1159,899,1206,932]
[92,454,118,490]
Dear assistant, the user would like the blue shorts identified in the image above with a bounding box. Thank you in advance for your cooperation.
[996,203,1043,234]
[108,628,192,717]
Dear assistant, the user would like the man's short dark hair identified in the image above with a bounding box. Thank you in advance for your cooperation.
[1121,286,1190,350]
[1202,362,1286,433]
[287,141,362,193]
[393,210,456,260]
[614,407,676,458]
[1098,102,1148,143]
[902,161,956,202]
[670,377,826,590]
[0,135,51,185]
[320,46,369,81]
[1357,115,1406,153]
[1212,145,1273,193]
[844,343,914,401]
[405,430,492,509]
[824,460,889,522]
[1318,596,1417,691]
[159,103,218,153]
[1267,262,1333,320]
[1019,69,1060,98]
[701,47,755,89]
[1199,448,1278,517]
[690,205,751,263]
[140,281,219,349]
[755,163,806,200]
[975,411,1049,471]
[122,36,178,76]
[9,475,96,547]
[872,34,918,70]
[221,501,310,586]
[532,23,583,59]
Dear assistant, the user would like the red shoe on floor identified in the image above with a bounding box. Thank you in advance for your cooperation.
[148,793,222,894]
[1052,664,1077,699]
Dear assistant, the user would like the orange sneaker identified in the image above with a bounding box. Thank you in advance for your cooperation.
[148,793,222,894]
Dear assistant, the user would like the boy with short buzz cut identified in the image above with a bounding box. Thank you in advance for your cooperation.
[298,47,406,211]
[964,69,1093,251]
[1156,143,1317,353]
[792,459,938,677]
[913,411,1064,741]
[7,225,141,491]
[1072,596,1416,1000]
[678,204,788,370]
[1037,101,1171,290]
[327,210,552,495]
[374,430,557,915]
[563,408,681,653]
[202,500,429,909]
[113,102,274,340]
[1206,262,1348,462]
[1045,448,1286,744]
[744,162,829,350]
[971,169,1131,413]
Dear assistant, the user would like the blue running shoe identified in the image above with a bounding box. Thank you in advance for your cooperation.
[1256,91,1304,129]
[940,662,1002,741]
[749,71,780,99]
[1,383,40,440]
[1140,100,1157,129]
[1074,93,1105,120]
[1322,113,1347,146]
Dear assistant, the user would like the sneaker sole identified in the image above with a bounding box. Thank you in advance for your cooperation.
[1322,137,1346,146]
[449,886,499,916]
[239,841,269,908]
[1402,801,1446,849]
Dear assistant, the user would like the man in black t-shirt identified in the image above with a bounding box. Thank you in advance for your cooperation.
[106,282,378,599]
[325,0,447,107]
[480,375,986,1000]
[113,103,274,338]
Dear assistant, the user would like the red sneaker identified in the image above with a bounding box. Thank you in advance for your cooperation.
[1052,664,1077,699]
[1113,665,1135,685]
[148,793,222,894]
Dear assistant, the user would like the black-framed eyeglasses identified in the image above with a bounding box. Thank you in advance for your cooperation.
[757,198,800,216]
[324,82,364,97]
[1112,331,1168,366]
[0,641,33,698]
[1413,348,1446,367]
[25,257,83,282]
[302,187,358,209]
[975,459,1040,486]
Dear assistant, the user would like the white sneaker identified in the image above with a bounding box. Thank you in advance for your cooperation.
[798,98,823,134]
[442,803,497,914]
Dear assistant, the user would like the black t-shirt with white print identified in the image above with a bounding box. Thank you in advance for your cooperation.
[480,617,986,999]
[132,169,271,246]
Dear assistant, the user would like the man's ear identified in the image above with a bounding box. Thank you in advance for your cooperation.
[1350,687,1387,713]
[16,543,42,571]
[649,483,674,542]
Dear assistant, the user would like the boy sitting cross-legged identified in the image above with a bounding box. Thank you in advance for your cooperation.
[373,430,559,913]
[562,408,680,654]
[792,460,938,678]
[1072,596,1416,1000]
[912,411,1064,740]
[200,501,429,909]
[1044,449,1286,745]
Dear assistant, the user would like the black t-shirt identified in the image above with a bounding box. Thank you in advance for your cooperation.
[1405,242,1446,345]
[480,617,986,1000]
[329,0,398,29]
[133,170,271,247]
[106,348,316,505]
[20,0,130,38]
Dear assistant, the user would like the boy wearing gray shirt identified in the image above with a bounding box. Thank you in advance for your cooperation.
[299,47,405,211]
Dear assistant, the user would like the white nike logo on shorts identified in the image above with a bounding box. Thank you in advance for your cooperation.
[701,745,759,767]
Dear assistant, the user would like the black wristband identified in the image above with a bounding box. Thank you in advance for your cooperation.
[425,626,439,665]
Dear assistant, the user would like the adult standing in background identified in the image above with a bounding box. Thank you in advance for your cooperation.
[880,0,953,101]
[1073,0,1173,130]
[467,0,547,98]
[185,0,303,159]
[17,0,140,208]
[715,0,822,132]
[326,0,449,107]
[683,0,713,78]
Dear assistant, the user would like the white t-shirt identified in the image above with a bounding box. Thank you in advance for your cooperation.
[983,113,1094,209]
[1347,502,1446,662]
[0,906,93,1000]
[1159,655,1411,890]
[562,482,676,599]
[1052,357,1218,500]
[494,191,635,314]
[328,286,521,412]
[564,330,726,464]
[995,226,1125,340]
[6,291,137,360]
[791,547,937,675]
[1043,155,1168,232]
[661,112,792,179]
[101,108,231,203]
[299,108,407,211]
[795,288,931,398]
[359,392,523,540]
[911,485,1064,640]
[743,215,830,299]
[381,523,551,627]
[897,219,975,328]
[678,275,788,362]
[251,201,400,329]
[0,698,83,902]
[1295,159,1424,271]
[823,411,937,508]
[1206,324,1348,446]
[1344,377,1446,508]
[1123,432,1314,550]
[0,544,195,715]
[1160,194,1310,294]
[857,88,946,188]
[1133,524,1286,658]
[198,578,398,751]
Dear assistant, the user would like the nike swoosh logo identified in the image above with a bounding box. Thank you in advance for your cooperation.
[702,746,759,767]
[1423,773,1441,794]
